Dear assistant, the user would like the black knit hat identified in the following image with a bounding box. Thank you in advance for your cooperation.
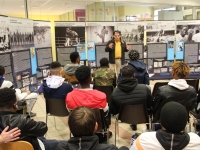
[129,50,140,60]
[160,102,188,133]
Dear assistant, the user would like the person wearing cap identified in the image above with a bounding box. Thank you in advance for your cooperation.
[118,49,149,85]
[153,61,196,122]
[130,102,200,150]
[105,30,130,77]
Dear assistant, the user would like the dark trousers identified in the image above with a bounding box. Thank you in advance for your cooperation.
[38,137,59,150]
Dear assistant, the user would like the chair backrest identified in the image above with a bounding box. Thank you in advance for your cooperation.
[118,103,149,125]
[152,82,168,98]
[45,98,69,116]
[93,85,113,103]
[186,79,199,93]
[0,141,34,150]
[92,109,107,132]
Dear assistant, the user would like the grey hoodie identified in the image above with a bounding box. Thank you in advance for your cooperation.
[64,64,80,76]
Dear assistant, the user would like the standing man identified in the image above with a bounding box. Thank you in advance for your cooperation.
[105,30,130,76]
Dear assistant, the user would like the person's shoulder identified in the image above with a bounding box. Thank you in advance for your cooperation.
[1,80,13,88]
[54,141,68,150]
[98,144,119,150]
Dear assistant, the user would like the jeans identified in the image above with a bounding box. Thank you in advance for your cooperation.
[38,137,59,150]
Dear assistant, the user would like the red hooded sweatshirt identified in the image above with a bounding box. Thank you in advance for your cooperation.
[66,88,107,110]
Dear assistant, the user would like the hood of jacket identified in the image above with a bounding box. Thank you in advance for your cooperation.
[118,78,138,92]
[66,89,106,109]
[168,79,189,90]
[67,135,99,150]
[156,130,190,150]
[43,76,64,94]
[128,60,146,71]
[64,64,80,76]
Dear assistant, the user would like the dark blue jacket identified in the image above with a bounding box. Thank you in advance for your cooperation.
[118,60,149,85]
[41,80,73,99]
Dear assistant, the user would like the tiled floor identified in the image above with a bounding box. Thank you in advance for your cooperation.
[31,80,195,149]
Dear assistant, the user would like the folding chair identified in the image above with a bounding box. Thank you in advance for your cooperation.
[115,103,150,145]
[0,141,34,150]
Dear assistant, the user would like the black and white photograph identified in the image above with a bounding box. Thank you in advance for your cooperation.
[146,21,175,43]
[86,26,114,45]
[9,17,34,51]
[0,16,11,53]
[88,61,96,67]
[55,26,85,47]
[33,21,52,48]
[176,21,200,43]
[116,23,144,44]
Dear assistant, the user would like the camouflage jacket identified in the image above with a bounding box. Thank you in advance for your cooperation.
[93,67,116,87]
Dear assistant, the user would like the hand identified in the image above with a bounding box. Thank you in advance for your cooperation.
[108,43,113,49]
[26,91,31,95]
[126,44,130,50]
[0,126,21,143]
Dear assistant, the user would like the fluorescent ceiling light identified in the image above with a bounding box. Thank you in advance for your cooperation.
[41,0,51,7]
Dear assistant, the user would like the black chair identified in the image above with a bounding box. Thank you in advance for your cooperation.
[186,79,199,93]
[45,98,69,128]
[152,82,168,98]
[115,103,150,145]
[92,109,109,142]
[93,85,114,103]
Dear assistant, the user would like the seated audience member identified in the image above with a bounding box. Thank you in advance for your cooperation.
[93,57,116,87]
[153,62,196,122]
[130,102,200,150]
[66,66,110,131]
[55,106,128,150]
[110,66,152,130]
[118,50,149,85]
[66,65,108,111]
[40,61,73,99]
[62,52,80,84]
[0,126,20,143]
[0,65,37,117]
[0,88,58,150]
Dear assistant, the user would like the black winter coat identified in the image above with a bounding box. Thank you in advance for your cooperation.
[0,111,47,150]
[153,85,197,122]
[54,134,118,150]
[109,78,152,115]
[105,39,128,65]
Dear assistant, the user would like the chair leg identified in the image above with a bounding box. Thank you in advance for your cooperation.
[45,115,48,138]
[106,129,109,143]
[115,119,117,146]
[54,116,57,129]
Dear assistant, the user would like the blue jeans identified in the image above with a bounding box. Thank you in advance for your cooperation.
[38,137,59,150]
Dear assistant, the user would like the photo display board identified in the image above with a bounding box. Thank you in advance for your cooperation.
[146,21,175,43]
[176,20,200,43]
[184,43,200,78]
[147,43,173,79]
[115,22,144,44]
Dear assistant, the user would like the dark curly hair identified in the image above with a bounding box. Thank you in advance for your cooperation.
[122,65,135,79]
[0,88,16,109]
[75,66,91,85]
[50,61,61,69]
[70,52,79,63]
[100,58,109,67]
[0,66,5,76]
[68,106,96,137]
[50,61,62,75]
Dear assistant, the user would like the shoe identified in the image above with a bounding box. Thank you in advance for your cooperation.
[108,131,112,138]
[130,124,137,131]
[29,112,36,117]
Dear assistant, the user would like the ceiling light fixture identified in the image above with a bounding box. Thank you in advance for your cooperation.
[41,0,51,7]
